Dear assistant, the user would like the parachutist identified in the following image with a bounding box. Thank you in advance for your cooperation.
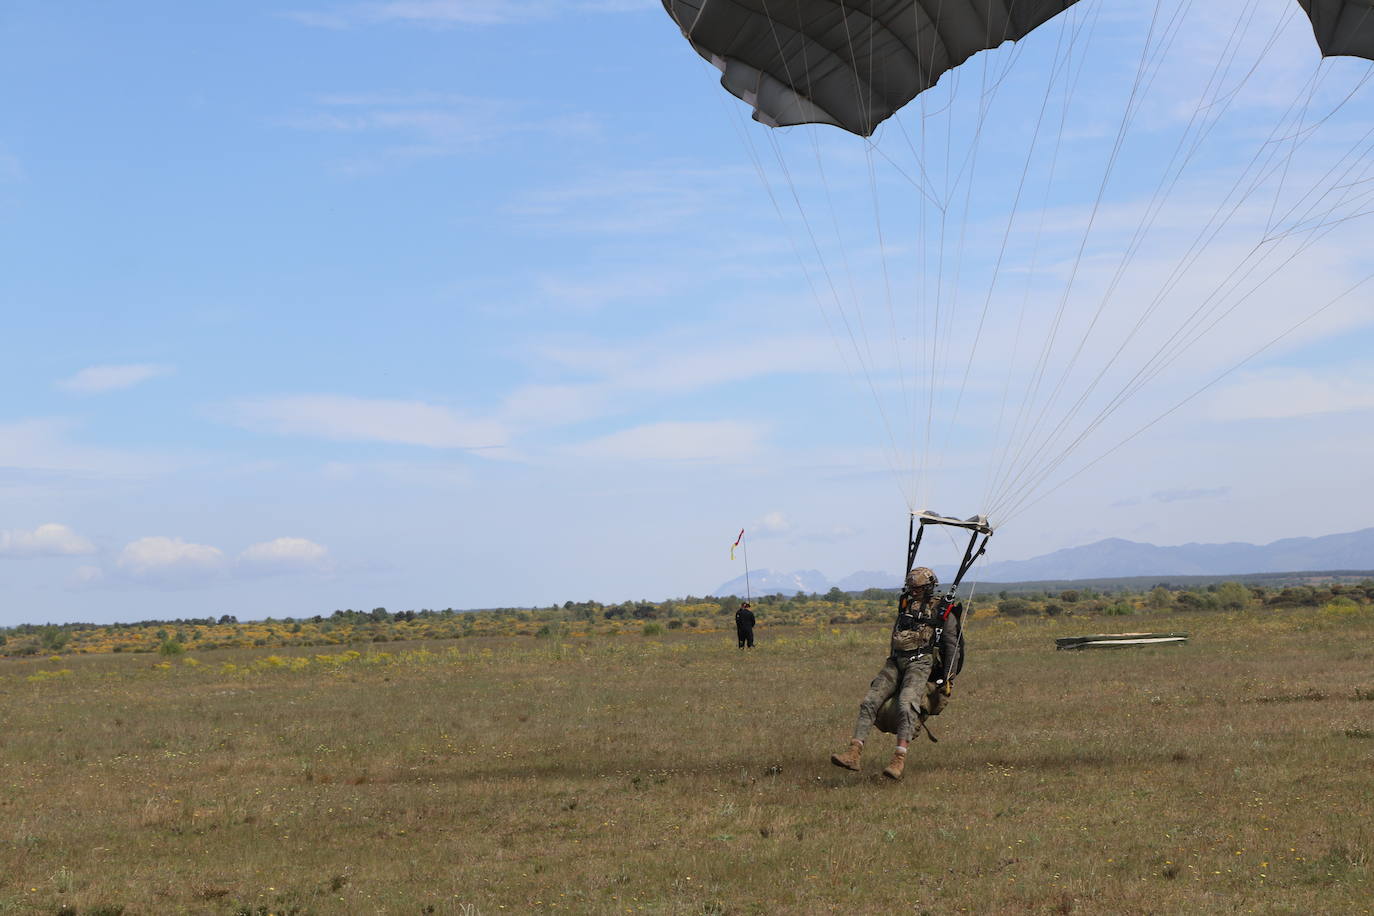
[830,566,963,780]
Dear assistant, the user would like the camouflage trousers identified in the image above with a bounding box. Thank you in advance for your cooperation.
[852,653,933,743]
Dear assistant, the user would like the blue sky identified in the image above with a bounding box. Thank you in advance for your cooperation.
[3,0,1373,625]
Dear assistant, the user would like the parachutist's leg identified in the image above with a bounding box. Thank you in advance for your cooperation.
[852,658,899,742]
[894,656,934,745]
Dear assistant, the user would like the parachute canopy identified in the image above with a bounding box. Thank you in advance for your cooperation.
[663,0,1374,137]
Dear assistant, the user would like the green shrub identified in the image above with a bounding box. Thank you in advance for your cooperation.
[158,638,185,657]
[642,622,664,636]
[998,598,1035,617]
[1147,586,1174,610]
[536,622,570,639]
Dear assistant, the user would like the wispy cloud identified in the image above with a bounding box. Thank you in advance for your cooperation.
[565,420,762,463]
[283,92,598,173]
[237,537,333,577]
[57,364,173,394]
[0,523,96,557]
[1151,487,1230,504]
[229,395,510,450]
[510,165,752,234]
[285,0,650,29]
[493,331,844,433]
[530,332,841,396]
[0,143,22,183]
[1207,367,1374,420]
[0,418,173,476]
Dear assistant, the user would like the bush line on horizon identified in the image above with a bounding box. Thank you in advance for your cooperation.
[2,580,1372,660]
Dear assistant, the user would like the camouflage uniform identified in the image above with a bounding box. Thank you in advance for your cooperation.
[853,653,933,743]
[849,572,961,744]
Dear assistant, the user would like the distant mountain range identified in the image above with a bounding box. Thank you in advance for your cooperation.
[710,527,1374,596]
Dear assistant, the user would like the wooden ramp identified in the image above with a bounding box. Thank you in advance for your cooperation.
[1055,632,1189,651]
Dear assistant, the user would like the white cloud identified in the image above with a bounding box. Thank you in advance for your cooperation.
[116,536,227,582]
[0,523,96,557]
[57,364,173,394]
[68,535,336,589]
[229,395,509,450]
[566,420,762,462]
[1206,368,1374,420]
[238,537,332,576]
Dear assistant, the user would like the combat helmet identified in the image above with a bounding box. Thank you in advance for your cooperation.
[905,566,939,603]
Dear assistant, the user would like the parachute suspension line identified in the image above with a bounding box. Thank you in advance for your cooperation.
[1264,0,1374,237]
[812,1,884,383]
[983,0,1132,508]
[993,155,1374,523]
[983,0,1192,513]
[981,0,1101,512]
[983,0,1287,516]
[708,61,912,506]
[1266,60,1323,238]
[997,265,1374,527]
[932,11,1077,485]
[866,129,909,501]
[737,0,916,505]
[1262,65,1374,242]
[807,130,879,387]
[764,126,915,503]
[853,0,926,510]
[1100,165,1374,434]
[980,0,1125,509]
[927,48,1002,488]
[850,1,915,505]
[987,0,1265,518]
[915,0,954,512]
[988,56,1374,518]
[754,0,923,506]
[928,37,1038,490]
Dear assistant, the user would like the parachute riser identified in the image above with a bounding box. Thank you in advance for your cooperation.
[904,513,994,603]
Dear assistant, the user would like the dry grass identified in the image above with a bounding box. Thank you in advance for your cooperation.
[1,606,1371,915]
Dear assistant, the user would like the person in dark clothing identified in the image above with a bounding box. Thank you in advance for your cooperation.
[735,602,756,648]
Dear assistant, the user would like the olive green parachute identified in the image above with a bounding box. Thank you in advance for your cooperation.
[662,0,1374,137]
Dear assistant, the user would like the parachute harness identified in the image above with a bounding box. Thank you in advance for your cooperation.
[903,510,993,682]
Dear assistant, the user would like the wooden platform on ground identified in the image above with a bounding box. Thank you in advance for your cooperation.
[1055,632,1189,650]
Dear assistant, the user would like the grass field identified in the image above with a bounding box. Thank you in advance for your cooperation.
[2,604,1371,915]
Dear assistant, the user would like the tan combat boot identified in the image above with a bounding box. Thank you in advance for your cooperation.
[882,748,907,780]
[830,739,863,771]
